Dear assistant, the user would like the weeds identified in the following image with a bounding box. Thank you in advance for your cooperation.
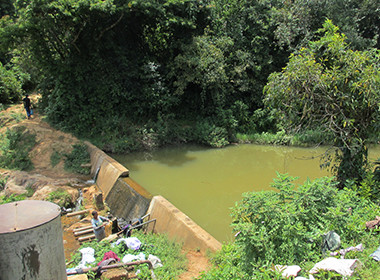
[0,126,36,170]
[0,174,9,190]
[0,193,26,204]
[197,174,380,279]
[50,150,62,167]
[64,143,90,174]
[46,189,73,208]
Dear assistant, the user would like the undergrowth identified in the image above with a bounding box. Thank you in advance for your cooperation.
[46,188,73,208]
[0,126,36,170]
[69,231,187,279]
[64,143,90,174]
[197,174,380,280]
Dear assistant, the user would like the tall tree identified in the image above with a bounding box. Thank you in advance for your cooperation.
[6,0,210,137]
[264,20,380,186]
[272,0,379,51]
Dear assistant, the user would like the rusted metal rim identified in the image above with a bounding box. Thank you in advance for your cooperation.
[0,200,61,234]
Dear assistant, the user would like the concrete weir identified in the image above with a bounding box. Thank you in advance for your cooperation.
[86,142,222,254]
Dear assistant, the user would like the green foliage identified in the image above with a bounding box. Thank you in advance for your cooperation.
[0,193,26,204]
[264,20,380,186]
[231,174,379,268]
[194,120,229,148]
[0,126,36,170]
[50,150,62,167]
[196,243,250,280]
[46,189,73,208]
[199,173,380,279]
[345,169,380,204]
[272,0,380,51]
[0,62,24,103]
[7,0,210,139]
[69,231,187,280]
[64,143,90,175]
[291,129,335,146]
[0,174,9,190]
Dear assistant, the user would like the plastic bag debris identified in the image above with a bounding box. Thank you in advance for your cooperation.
[309,257,359,277]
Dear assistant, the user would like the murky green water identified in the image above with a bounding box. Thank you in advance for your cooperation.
[112,144,380,243]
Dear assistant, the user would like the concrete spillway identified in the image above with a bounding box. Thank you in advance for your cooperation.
[86,141,221,253]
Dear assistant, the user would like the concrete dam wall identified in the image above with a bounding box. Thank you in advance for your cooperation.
[86,142,222,254]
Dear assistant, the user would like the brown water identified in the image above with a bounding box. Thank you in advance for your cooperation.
[113,144,380,243]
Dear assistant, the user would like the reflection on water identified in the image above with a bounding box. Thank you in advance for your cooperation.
[112,144,380,242]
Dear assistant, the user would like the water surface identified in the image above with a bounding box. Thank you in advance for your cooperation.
[113,144,380,242]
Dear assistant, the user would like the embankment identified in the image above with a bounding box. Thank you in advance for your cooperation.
[86,142,222,254]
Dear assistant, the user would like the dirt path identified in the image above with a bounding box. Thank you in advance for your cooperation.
[179,250,211,280]
[1,97,211,279]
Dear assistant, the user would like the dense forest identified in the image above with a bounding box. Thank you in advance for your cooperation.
[1,0,379,188]
[1,1,380,278]
[1,0,379,185]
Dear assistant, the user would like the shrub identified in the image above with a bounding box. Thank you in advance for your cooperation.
[0,174,9,191]
[0,193,26,205]
[46,189,73,208]
[0,62,24,104]
[0,126,36,170]
[194,120,229,148]
[50,150,62,167]
[64,143,90,174]
[231,174,380,268]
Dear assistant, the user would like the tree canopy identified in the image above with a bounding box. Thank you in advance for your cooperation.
[0,0,379,184]
[264,20,380,185]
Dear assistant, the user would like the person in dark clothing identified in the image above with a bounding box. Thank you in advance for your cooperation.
[22,94,32,119]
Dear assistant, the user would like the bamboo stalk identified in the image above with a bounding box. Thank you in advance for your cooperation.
[67,209,91,217]
[78,234,95,242]
[73,225,93,232]
[74,228,94,237]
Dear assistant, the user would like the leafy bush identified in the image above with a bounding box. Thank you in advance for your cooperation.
[0,126,36,170]
[194,120,229,148]
[236,130,292,146]
[198,174,380,279]
[0,193,26,205]
[46,189,73,208]
[231,174,380,268]
[64,143,90,174]
[0,62,24,104]
[291,129,335,146]
[69,231,187,279]
[50,150,62,167]
[345,169,380,204]
[249,108,280,133]
[0,174,9,190]
[197,243,251,280]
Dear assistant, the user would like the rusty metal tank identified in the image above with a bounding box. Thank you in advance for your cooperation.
[0,200,66,280]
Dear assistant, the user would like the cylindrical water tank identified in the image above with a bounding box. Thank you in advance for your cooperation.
[0,200,66,280]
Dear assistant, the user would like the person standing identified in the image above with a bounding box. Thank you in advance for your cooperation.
[91,210,110,241]
[22,94,32,119]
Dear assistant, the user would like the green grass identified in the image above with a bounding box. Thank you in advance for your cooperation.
[0,126,36,170]
[64,143,91,174]
[50,150,62,167]
[46,189,73,208]
[68,231,187,280]
[0,193,26,204]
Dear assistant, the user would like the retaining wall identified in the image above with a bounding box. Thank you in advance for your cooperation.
[86,142,222,253]
[147,196,222,253]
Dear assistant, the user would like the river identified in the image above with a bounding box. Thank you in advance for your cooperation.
[112,144,380,243]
